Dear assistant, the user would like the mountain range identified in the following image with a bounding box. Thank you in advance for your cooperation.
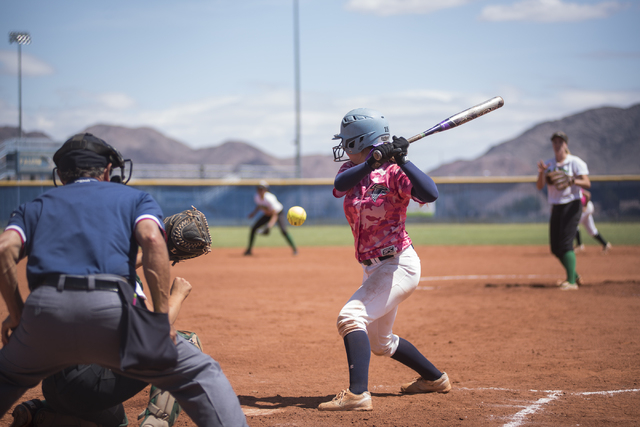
[429,103,640,176]
[2,103,638,177]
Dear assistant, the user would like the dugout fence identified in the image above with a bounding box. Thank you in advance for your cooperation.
[1,176,639,227]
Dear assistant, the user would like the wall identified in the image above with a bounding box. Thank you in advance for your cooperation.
[2,177,639,227]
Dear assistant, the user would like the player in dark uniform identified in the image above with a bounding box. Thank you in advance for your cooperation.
[0,133,247,426]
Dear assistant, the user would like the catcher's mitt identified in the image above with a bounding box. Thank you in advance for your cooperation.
[546,170,573,191]
[164,206,212,265]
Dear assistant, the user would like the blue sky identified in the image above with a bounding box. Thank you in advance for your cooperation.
[1,0,639,172]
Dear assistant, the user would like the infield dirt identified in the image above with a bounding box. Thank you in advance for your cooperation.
[2,245,639,426]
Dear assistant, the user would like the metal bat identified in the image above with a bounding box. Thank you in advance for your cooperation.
[373,96,505,161]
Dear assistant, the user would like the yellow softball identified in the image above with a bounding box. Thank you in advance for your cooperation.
[287,206,307,226]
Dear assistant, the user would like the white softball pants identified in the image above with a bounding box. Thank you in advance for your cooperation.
[337,246,421,357]
[578,201,599,237]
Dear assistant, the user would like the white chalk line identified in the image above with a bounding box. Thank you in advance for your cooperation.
[421,274,558,282]
[502,390,562,427]
[242,387,640,420]
[459,387,640,427]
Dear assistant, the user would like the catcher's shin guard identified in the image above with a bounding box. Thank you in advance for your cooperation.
[138,386,181,427]
[137,331,202,427]
[177,330,203,352]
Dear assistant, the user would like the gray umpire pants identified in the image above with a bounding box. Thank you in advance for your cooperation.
[0,286,248,427]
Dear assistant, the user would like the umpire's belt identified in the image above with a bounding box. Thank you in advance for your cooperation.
[361,254,394,266]
[35,274,126,292]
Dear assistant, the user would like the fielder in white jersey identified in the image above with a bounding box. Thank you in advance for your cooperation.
[575,189,612,253]
[318,108,451,412]
[536,131,591,291]
[244,180,297,256]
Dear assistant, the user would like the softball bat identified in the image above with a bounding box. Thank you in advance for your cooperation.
[373,96,504,161]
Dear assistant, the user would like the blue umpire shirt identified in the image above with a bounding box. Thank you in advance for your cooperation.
[6,178,165,290]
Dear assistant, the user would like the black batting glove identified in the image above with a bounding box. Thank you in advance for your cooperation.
[366,143,395,169]
[392,136,409,165]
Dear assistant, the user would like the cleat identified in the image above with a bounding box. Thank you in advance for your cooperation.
[559,281,578,291]
[318,390,372,411]
[574,244,585,253]
[401,372,451,394]
[602,242,612,254]
[10,399,44,427]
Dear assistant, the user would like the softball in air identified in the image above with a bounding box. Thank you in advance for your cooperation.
[287,206,307,226]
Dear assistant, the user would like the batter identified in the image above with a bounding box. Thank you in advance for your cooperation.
[318,108,451,412]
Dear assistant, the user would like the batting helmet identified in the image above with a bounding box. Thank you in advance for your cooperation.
[332,108,390,162]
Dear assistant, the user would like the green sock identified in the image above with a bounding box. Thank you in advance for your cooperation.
[560,251,577,284]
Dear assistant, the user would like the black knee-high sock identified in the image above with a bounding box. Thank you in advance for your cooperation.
[344,330,370,395]
[594,233,608,247]
[283,231,297,251]
[575,229,582,246]
[391,337,442,381]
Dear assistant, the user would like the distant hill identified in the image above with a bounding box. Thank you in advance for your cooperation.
[81,124,340,179]
[0,126,50,141]
[428,103,640,176]
[3,103,638,179]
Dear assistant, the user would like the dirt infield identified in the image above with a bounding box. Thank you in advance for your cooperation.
[2,245,639,426]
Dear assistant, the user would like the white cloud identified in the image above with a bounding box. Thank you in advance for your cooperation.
[95,92,137,110]
[480,0,627,22]
[6,86,639,173]
[345,0,476,16]
[556,88,640,109]
[0,50,55,76]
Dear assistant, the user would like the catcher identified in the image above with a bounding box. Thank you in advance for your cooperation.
[9,207,212,427]
[536,131,590,291]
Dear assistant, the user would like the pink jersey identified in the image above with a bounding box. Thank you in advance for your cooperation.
[333,161,419,263]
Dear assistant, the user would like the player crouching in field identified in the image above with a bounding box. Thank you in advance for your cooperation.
[318,108,450,412]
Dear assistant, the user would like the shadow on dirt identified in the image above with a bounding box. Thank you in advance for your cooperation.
[485,283,554,288]
[238,394,331,409]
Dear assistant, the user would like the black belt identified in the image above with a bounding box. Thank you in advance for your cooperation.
[35,274,126,292]
[362,254,394,266]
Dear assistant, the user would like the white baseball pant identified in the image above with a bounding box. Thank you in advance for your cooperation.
[336,246,421,357]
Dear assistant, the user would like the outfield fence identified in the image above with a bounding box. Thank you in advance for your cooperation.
[1,176,639,227]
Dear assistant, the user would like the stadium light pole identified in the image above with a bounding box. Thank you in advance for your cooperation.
[9,31,31,139]
[293,0,301,179]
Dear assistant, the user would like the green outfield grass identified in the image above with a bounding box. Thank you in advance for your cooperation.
[211,222,640,248]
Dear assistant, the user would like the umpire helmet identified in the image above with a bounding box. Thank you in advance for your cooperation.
[332,108,390,162]
[53,133,132,186]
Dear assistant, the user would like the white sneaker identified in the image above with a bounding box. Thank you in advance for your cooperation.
[574,244,585,253]
[559,281,579,291]
[318,390,372,411]
[401,372,452,394]
[602,242,612,254]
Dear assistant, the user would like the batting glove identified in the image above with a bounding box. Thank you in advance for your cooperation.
[366,143,395,169]
[392,136,409,165]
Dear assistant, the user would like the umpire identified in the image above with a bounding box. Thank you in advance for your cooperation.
[0,133,248,426]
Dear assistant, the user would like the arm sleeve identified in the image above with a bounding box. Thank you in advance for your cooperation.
[399,161,439,203]
[334,162,373,192]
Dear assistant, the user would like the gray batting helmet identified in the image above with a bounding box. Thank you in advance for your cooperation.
[332,108,390,162]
